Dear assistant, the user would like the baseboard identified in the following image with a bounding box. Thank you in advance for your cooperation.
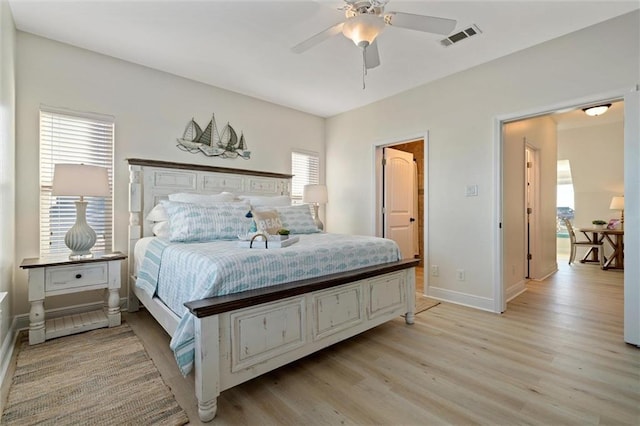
[531,264,558,282]
[427,286,495,312]
[506,280,527,303]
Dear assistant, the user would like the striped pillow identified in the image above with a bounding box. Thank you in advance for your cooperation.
[161,200,251,242]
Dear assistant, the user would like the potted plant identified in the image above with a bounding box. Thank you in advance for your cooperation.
[277,228,290,240]
[592,219,607,229]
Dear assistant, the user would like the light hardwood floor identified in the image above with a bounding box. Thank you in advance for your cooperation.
[125,263,638,425]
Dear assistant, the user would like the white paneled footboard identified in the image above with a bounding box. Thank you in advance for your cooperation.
[187,264,416,421]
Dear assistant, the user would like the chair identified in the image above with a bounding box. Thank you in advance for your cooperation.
[563,218,604,267]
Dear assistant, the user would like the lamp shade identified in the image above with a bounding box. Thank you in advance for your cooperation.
[609,196,624,210]
[52,164,110,197]
[303,184,328,204]
[342,14,385,48]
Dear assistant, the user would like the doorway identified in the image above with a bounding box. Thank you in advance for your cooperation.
[496,89,638,346]
[374,138,425,287]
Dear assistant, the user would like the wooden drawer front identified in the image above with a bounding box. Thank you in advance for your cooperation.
[312,284,363,341]
[231,298,305,372]
[368,272,406,320]
[45,263,109,293]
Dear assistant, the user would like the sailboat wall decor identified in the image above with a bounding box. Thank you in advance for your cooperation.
[176,114,251,159]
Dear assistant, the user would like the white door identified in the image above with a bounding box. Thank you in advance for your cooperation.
[383,147,415,260]
[624,89,640,346]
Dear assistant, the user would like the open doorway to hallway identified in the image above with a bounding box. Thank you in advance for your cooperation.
[502,100,624,305]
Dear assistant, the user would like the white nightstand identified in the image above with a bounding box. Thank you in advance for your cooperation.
[20,252,127,345]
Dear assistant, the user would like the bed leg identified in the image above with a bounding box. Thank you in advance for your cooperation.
[198,399,217,422]
[405,267,416,325]
[195,315,220,422]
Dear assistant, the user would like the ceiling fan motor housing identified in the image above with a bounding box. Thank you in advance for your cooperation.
[345,0,387,18]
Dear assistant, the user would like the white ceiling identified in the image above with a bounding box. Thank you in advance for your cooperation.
[8,1,639,117]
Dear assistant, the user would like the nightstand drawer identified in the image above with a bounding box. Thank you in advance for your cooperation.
[45,263,109,293]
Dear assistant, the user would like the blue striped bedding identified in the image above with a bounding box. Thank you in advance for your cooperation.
[136,233,401,376]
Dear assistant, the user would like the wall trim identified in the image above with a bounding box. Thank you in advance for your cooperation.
[531,264,558,282]
[427,286,495,312]
[506,280,527,303]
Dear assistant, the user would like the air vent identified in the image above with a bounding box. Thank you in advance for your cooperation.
[440,24,482,47]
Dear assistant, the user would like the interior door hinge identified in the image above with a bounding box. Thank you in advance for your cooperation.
[527,161,532,168]
[382,207,386,214]
[527,254,532,260]
[527,207,533,214]
[382,158,387,166]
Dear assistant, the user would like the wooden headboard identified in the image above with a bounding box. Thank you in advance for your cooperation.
[127,158,293,273]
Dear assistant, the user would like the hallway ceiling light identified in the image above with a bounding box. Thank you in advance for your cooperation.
[582,104,611,116]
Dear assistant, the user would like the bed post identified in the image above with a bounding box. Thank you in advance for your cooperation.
[405,268,416,325]
[195,314,220,422]
[128,164,142,312]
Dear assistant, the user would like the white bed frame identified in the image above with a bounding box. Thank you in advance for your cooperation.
[127,158,417,422]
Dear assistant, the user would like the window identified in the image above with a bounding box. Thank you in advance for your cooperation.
[291,151,319,204]
[40,107,114,257]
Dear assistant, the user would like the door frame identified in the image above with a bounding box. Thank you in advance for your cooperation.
[493,87,639,322]
[524,144,540,280]
[372,131,428,287]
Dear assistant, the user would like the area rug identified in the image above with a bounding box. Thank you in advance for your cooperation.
[1,324,188,426]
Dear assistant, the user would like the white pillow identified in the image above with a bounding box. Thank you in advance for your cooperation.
[152,221,170,239]
[168,192,235,205]
[146,203,168,222]
[238,195,291,207]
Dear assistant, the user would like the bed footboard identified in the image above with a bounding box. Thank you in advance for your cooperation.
[188,261,417,422]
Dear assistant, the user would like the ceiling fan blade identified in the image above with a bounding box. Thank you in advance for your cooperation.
[364,40,380,70]
[291,22,345,54]
[385,12,456,35]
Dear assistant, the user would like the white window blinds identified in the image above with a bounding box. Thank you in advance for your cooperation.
[291,151,320,204]
[40,107,114,257]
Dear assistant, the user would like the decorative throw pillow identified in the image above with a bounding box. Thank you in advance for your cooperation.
[161,200,251,242]
[272,204,319,234]
[168,192,235,206]
[251,209,283,234]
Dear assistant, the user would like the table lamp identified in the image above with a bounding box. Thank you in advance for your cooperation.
[609,196,624,229]
[52,164,110,259]
[303,184,328,231]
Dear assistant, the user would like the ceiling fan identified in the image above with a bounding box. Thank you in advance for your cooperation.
[292,0,457,73]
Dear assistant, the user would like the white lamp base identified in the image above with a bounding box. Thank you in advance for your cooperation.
[312,203,324,231]
[65,201,97,259]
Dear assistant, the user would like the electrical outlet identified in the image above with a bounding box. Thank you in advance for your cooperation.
[456,269,465,281]
[431,265,439,277]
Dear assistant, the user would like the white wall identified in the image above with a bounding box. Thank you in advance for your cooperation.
[558,122,624,228]
[0,0,16,356]
[326,11,639,311]
[15,32,325,316]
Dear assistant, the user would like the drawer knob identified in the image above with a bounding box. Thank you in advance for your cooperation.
[75,274,82,279]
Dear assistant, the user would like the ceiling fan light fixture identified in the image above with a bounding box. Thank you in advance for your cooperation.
[342,14,385,48]
[582,103,612,117]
